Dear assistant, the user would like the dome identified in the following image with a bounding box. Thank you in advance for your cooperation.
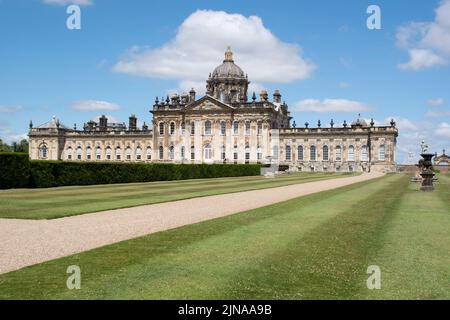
[351,114,368,127]
[211,47,245,78]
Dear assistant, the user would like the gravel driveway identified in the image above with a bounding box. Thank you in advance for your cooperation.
[0,172,383,274]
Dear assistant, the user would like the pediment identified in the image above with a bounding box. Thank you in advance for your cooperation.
[186,95,235,112]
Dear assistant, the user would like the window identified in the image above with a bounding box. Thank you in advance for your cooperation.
[181,146,185,159]
[115,147,121,160]
[257,121,262,135]
[310,146,316,161]
[204,120,212,135]
[181,122,185,135]
[106,147,111,160]
[159,122,164,135]
[361,145,368,161]
[190,146,195,160]
[136,147,142,160]
[170,122,175,135]
[323,145,329,161]
[95,147,101,160]
[86,147,91,160]
[233,145,238,161]
[169,146,174,160]
[204,144,212,160]
[233,121,239,135]
[379,145,385,161]
[221,144,226,160]
[66,147,72,160]
[191,121,195,135]
[245,121,250,135]
[146,147,152,160]
[159,146,164,160]
[285,145,291,161]
[335,146,342,161]
[220,121,226,135]
[125,147,131,160]
[39,145,48,159]
[348,145,355,161]
[298,146,303,161]
[245,144,250,162]
[257,146,262,160]
[76,146,82,160]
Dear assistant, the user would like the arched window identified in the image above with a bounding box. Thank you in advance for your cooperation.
[257,121,262,135]
[146,147,152,160]
[190,145,195,160]
[245,144,250,162]
[220,121,226,135]
[323,145,329,161]
[136,146,142,160]
[106,147,111,160]
[221,144,226,160]
[159,145,164,160]
[204,120,212,135]
[298,146,303,161]
[233,121,239,134]
[170,122,175,135]
[169,145,174,160]
[310,146,316,161]
[66,147,73,160]
[39,144,48,159]
[159,122,164,135]
[348,145,355,161]
[181,146,185,159]
[125,147,131,160]
[95,147,101,160]
[335,146,342,161]
[361,145,368,161]
[245,121,251,135]
[115,147,121,160]
[190,121,195,135]
[285,145,291,161]
[204,144,212,160]
[86,146,91,160]
[76,146,82,160]
[379,145,385,161]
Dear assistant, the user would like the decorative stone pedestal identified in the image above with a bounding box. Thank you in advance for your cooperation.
[420,153,435,191]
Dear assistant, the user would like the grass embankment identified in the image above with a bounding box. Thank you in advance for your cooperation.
[0,173,448,299]
[0,172,352,219]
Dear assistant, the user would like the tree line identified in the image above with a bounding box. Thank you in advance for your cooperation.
[0,138,29,153]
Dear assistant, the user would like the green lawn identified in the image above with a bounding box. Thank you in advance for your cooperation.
[0,173,449,299]
[0,172,353,219]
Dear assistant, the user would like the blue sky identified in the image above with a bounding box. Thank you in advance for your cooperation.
[1,0,449,163]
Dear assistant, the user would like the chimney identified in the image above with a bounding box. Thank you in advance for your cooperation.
[273,90,281,103]
[129,114,137,131]
[99,115,108,131]
[189,88,196,102]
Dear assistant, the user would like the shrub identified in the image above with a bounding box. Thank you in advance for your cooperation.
[0,153,31,189]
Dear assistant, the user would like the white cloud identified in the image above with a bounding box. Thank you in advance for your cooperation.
[397,0,450,70]
[427,97,445,106]
[113,10,315,92]
[0,105,22,113]
[426,109,450,117]
[293,99,371,113]
[339,82,351,89]
[384,116,418,132]
[435,122,450,138]
[43,0,92,6]
[72,100,121,111]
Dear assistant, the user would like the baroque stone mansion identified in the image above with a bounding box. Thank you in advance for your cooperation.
[29,48,398,172]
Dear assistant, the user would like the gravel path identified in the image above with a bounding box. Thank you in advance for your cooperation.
[0,172,383,274]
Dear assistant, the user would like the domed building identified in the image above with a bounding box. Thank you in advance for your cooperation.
[28,48,398,173]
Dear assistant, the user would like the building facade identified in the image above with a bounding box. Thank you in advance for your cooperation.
[29,48,398,173]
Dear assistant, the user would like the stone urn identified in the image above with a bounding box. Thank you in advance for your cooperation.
[420,153,435,191]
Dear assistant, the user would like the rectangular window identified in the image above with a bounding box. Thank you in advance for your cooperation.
[233,121,238,135]
[221,122,226,135]
[257,122,262,135]
[191,122,195,135]
[245,122,250,135]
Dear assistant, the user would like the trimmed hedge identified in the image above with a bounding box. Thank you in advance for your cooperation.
[0,153,261,189]
[0,153,31,189]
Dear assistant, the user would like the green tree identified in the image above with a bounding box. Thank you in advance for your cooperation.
[0,139,12,152]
